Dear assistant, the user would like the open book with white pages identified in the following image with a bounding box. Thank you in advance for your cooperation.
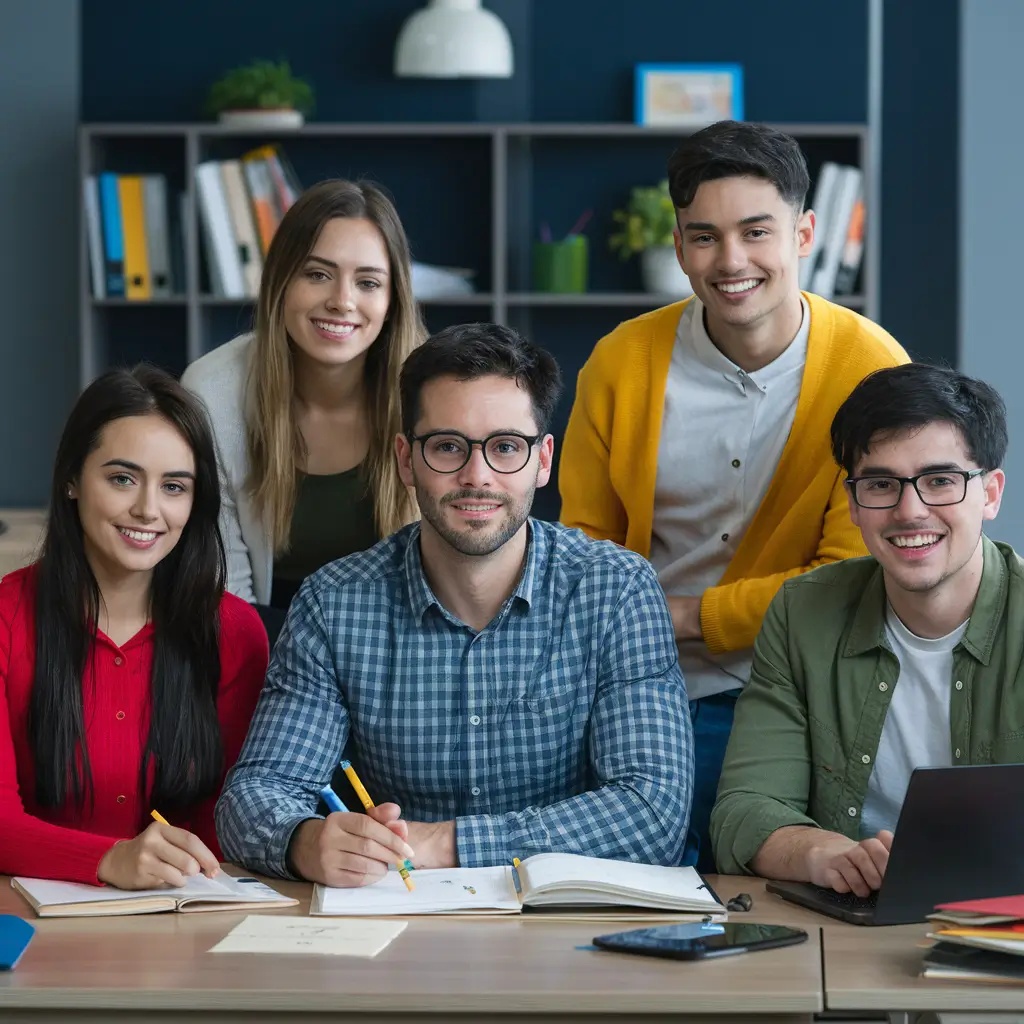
[312,852,726,920]
[12,872,297,918]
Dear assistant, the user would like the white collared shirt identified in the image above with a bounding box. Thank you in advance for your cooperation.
[650,297,810,701]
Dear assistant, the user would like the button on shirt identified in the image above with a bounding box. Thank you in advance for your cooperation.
[215,520,694,878]
[650,296,810,700]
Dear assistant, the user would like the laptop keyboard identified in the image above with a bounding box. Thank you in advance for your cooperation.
[811,886,878,911]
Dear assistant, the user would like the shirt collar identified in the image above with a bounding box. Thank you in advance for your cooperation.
[402,519,541,625]
[686,295,810,395]
[844,535,1007,665]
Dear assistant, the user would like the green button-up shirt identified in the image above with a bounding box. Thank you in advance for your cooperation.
[710,536,1024,874]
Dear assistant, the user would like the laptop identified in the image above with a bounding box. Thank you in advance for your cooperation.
[765,764,1024,925]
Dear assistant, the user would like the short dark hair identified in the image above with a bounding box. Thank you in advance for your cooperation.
[400,322,563,436]
[667,120,810,212]
[830,363,1008,477]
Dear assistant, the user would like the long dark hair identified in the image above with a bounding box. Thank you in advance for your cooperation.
[30,364,227,814]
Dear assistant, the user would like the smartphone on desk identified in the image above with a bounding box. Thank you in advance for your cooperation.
[593,922,808,961]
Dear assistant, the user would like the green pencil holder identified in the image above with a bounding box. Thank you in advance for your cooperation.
[532,235,588,293]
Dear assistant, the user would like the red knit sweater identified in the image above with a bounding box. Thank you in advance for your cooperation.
[0,565,268,884]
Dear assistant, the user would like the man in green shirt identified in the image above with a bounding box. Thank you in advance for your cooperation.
[711,363,1018,897]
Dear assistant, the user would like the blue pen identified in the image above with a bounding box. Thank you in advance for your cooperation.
[320,784,350,814]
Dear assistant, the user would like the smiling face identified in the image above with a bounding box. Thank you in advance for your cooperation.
[847,421,1004,600]
[282,216,391,371]
[69,413,196,586]
[674,175,813,334]
[396,374,554,558]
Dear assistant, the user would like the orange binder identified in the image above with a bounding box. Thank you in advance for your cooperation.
[118,175,151,299]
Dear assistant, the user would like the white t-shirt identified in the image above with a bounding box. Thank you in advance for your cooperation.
[859,605,968,838]
[649,297,809,701]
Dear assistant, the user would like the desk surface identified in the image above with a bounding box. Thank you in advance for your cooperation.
[0,874,823,1019]
[823,921,1024,1014]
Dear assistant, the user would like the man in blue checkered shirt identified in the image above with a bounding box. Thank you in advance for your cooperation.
[216,323,694,885]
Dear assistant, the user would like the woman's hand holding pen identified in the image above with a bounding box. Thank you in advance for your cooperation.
[289,803,416,888]
[96,821,220,889]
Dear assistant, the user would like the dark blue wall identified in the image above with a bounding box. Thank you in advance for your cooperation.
[83,0,868,124]
[881,0,958,366]
[81,0,959,419]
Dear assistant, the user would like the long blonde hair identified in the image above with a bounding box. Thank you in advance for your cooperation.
[246,179,424,551]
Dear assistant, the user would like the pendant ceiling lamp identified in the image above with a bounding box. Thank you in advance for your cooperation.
[394,0,514,79]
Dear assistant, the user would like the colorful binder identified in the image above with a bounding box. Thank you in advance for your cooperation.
[97,172,125,297]
[118,175,151,300]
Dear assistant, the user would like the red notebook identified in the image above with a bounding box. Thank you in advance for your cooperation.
[936,895,1024,917]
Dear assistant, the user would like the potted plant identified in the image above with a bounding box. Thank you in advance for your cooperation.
[205,60,314,129]
[609,179,693,297]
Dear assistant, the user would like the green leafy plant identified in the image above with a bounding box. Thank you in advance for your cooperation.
[204,60,314,116]
[608,179,677,259]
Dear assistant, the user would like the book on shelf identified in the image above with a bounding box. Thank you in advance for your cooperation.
[96,172,125,298]
[85,172,179,301]
[12,873,297,919]
[142,175,173,298]
[118,175,151,300]
[197,144,302,298]
[312,852,726,920]
[801,161,865,299]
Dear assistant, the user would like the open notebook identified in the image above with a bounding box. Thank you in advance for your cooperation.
[12,873,297,918]
[312,852,725,918]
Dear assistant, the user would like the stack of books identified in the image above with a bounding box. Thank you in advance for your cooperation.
[195,144,301,299]
[84,144,300,302]
[923,895,1024,983]
[799,161,865,300]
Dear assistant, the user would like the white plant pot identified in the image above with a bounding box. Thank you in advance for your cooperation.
[641,245,693,297]
[217,108,305,129]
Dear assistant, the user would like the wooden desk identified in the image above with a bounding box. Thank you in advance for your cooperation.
[824,922,1024,1018]
[0,508,45,576]
[0,874,823,1022]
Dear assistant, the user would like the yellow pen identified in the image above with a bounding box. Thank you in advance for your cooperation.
[150,809,170,826]
[340,760,415,892]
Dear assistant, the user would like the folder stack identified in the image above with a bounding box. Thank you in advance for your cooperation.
[923,894,1024,983]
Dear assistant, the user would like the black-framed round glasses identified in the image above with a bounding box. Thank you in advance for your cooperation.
[409,430,541,474]
[845,469,986,509]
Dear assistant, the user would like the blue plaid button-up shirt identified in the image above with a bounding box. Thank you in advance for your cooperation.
[216,519,693,877]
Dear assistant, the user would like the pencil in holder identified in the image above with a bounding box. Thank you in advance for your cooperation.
[532,235,588,294]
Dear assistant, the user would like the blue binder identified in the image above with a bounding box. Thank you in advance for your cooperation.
[98,172,126,297]
[0,915,34,970]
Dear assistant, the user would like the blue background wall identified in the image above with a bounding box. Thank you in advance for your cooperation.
[73,0,960,521]
[82,0,959,367]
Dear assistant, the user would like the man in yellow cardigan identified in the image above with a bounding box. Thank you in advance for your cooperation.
[559,120,908,871]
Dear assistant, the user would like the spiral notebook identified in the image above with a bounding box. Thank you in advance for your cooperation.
[312,852,725,919]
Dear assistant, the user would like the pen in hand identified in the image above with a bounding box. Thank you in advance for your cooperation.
[339,761,417,888]
[321,781,415,892]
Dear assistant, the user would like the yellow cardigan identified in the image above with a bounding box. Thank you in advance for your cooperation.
[559,293,909,655]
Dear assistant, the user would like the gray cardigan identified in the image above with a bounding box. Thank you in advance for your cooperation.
[181,334,273,605]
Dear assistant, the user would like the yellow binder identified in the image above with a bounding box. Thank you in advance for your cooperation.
[118,175,151,300]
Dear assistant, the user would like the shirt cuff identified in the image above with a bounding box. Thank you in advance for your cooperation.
[454,813,512,867]
[78,834,123,885]
[725,806,820,875]
[269,813,324,881]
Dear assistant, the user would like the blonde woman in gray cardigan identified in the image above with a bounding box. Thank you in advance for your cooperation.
[182,179,424,641]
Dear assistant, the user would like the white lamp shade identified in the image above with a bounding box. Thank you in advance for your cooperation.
[394,0,514,79]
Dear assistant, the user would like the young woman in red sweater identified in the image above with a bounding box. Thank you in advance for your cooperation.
[0,365,268,887]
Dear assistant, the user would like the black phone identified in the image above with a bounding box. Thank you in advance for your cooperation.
[592,922,808,961]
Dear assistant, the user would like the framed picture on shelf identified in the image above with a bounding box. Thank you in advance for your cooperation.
[634,63,744,127]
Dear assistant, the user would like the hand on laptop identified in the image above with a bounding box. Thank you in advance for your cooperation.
[807,830,893,898]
